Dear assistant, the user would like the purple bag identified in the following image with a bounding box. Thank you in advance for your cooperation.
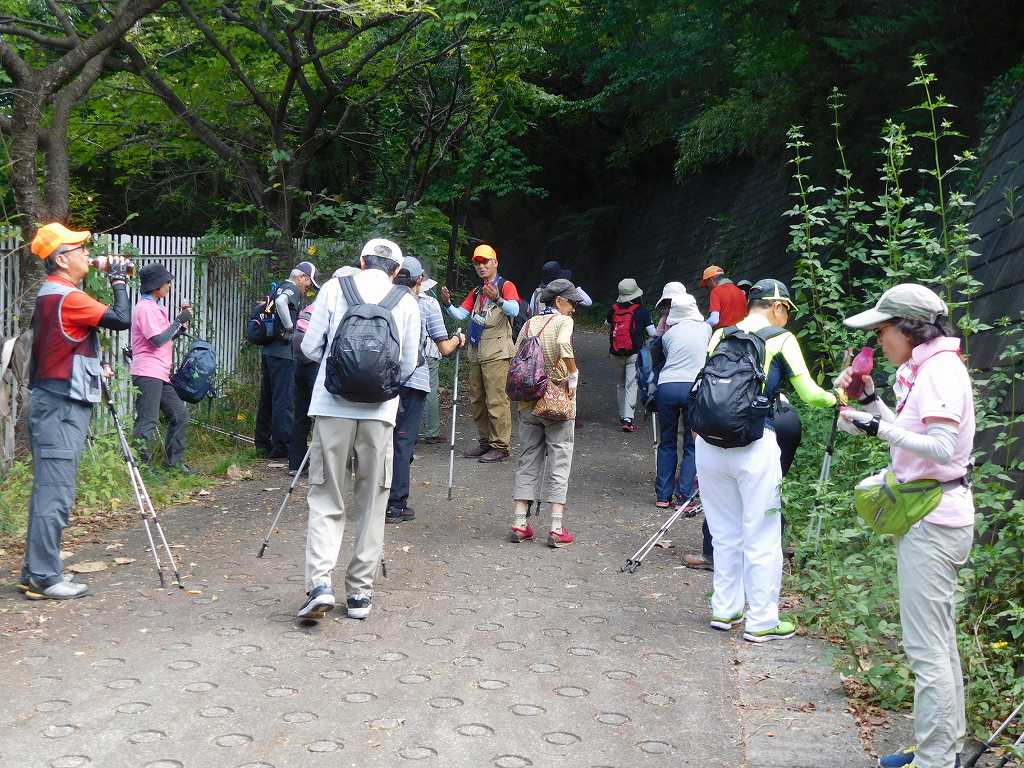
[505,316,554,402]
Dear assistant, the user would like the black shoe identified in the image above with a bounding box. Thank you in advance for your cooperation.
[346,593,372,620]
[297,584,335,619]
[165,462,195,476]
[399,506,415,521]
[385,509,405,524]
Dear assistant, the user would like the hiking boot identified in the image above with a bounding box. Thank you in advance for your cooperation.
[509,525,534,543]
[547,528,575,548]
[621,419,638,433]
[743,620,797,643]
[478,448,510,463]
[463,443,489,458]
[683,553,714,571]
[385,509,405,525]
[399,506,415,522]
[346,593,372,620]
[420,435,446,445]
[296,584,335,619]
[24,579,89,600]
[709,611,745,631]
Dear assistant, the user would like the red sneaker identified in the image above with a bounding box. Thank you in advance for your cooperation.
[547,528,575,548]
[510,525,534,543]
[621,421,638,433]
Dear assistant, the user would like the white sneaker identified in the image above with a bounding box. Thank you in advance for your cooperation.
[25,579,89,600]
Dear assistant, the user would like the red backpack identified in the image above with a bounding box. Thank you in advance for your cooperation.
[505,316,555,401]
[610,303,641,355]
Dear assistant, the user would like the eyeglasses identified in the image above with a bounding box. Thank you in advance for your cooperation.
[63,245,88,257]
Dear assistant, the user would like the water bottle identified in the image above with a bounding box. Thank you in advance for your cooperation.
[90,256,135,276]
[845,346,875,400]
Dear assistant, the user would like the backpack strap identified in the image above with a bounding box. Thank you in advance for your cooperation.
[754,326,791,342]
[379,285,409,311]
[339,275,363,307]
[530,315,555,338]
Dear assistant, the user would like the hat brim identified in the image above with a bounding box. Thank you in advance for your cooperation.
[843,308,892,330]
[472,255,495,264]
[617,288,643,302]
[421,278,437,293]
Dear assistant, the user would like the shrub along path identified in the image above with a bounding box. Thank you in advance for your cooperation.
[1,330,871,767]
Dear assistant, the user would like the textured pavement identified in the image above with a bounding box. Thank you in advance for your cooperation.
[1,330,868,768]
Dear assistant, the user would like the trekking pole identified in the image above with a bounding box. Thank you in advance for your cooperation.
[810,350,853,553]
[257,445,311,558]
[447,339,462,501]
[964,700,1023,768]
[622,490,699,573]
[101,379,184,589]
[651,409,659,467]
[189,419,256,445]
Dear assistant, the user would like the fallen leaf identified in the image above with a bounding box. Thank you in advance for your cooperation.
[186,589,203,596]
[67,561,107,573]
[263,487,281,492]
[197,489,211,497]
[268,462,286,468]
[105,543,124,550]
[59,550,72,561]
[226,464,244,480]
[654,540,672,549]
[112,558,136,565]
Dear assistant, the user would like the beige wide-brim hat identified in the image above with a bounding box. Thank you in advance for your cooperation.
[617,278,643,303]
[844,284,948,330]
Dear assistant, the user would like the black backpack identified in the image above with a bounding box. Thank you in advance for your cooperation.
[688,326,790,448]
[324,276,408,403]
[246,284,279,346]
[171,336,217,403]
[495,276,529,340]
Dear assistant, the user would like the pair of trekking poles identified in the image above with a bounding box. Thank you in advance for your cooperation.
[257,342,465,559]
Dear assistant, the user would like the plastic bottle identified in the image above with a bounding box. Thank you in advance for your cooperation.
[844,346,875,400]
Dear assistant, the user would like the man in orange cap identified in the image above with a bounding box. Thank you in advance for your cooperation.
[441,243,522,462]
[21,223,133,600]
[700,264,747,330]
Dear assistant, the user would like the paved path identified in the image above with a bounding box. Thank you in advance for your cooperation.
[1,330,867,768]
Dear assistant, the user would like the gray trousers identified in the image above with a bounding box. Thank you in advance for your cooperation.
[513,409,574,504]
[897,521,974,768]
[22,388,93,588]
[421,358,441,438]
[305,417,393,596]
[131,375,188,467]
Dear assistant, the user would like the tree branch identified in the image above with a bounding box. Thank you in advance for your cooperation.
[0,38,32,83]
[45,0,80,40]
[0,23,74,50]
[177,0,276,122]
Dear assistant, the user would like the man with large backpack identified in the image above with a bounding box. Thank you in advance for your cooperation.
[607,278,652,432]
[690,279,835,643]
[441,243,523,463]
[254,260,319,458]
[296,239,419,621]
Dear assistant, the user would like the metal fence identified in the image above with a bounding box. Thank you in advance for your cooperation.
[0,232,271,466]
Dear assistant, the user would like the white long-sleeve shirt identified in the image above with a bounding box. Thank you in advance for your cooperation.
[301,269,421,426]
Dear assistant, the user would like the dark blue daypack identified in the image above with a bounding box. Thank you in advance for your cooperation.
[171,337,217,403]
[635,336,665,411]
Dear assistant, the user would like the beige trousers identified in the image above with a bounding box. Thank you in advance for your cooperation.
[897,521,974,768]
[513,409,575,504]
[468,357,512,451]
[304,416,393,596]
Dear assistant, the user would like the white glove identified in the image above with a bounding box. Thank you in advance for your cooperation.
[567,371,579,392]
[838,407,876,436]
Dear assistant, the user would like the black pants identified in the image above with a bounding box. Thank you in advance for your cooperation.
[388,386,427,511]
[131,375,188,467]
[702,402,803,556]
[255,353,294,457]
[289,362,318,471]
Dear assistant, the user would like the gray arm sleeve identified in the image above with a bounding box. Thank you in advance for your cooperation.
[876,421,959,463]
[148,322,182,348]
[275,292,294,331]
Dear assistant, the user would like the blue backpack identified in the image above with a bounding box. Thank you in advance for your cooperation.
[171,337,217,403]
[635,336,665,411]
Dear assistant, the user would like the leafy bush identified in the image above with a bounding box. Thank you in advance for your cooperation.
[781,55,1024,735]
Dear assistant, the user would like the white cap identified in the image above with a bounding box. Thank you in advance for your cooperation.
[361,238,404,269]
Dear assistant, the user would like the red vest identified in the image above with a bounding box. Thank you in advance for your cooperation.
[30,281,102,403]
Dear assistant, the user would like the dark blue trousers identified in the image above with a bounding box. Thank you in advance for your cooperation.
[655,381,696,503]
[388,387,427,511]
[255,353,294,457]
[288,362,318,471]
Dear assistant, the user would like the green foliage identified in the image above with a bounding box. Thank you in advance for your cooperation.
[781,56,1023,733]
